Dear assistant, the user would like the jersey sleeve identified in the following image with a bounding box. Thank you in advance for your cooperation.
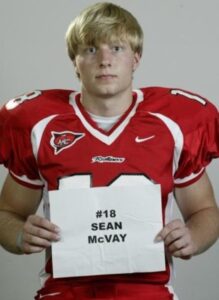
[0,89,74,189]
[0,93,45,189]
[172,90,219,187]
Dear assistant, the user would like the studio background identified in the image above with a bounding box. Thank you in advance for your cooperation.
[0,1,218,299]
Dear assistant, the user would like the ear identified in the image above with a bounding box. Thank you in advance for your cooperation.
[73,60,80,79]
[132,52,141,72]
[73,60,78,73]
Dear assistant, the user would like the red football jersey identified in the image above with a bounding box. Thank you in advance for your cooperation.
[0,87,218,286]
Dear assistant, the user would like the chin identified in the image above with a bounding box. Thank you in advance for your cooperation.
[94,87,118,98]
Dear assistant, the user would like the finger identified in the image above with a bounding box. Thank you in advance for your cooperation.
[23,242,45,254]
[25,215,61,242]
[24,223,60,242]
[167,237,189,253]
[169,236,195,258]
[163,227,187,246]
[23,232,53,248]
[18,227,58,254]
[28,215,60,233]
[156,219,184,241]
[172,245,193,258]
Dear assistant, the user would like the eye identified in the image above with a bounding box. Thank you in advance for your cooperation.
[85,46,96,54]
[112,45,124,52]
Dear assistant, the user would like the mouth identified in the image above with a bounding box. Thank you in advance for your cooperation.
[96,74,117,80]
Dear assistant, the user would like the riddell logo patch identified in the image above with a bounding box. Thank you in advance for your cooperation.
[50,131,85,154]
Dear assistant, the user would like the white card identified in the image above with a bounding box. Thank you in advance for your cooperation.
[49,185,165,278]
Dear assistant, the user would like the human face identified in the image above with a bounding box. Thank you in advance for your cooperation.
[74,41,140,100]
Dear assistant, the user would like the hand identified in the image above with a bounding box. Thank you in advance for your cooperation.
[19,215,60,254]
[156,219,197,259]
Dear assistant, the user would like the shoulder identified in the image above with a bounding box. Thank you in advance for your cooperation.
[140,86,217,110]
[138,86,218,133]
[0,89,75,129]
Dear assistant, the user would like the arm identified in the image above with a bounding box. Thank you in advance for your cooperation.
[0,173,60,254]
[157,171,219,259]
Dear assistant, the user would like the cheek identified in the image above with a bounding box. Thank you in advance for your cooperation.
[120,59,135,75]
[122,54,136,69]
[74,62,86,79]
[76,58,94,75]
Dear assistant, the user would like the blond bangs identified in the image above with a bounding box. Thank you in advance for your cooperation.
[66,2,143,61]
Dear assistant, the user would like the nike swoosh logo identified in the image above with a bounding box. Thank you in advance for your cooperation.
[135,135,155,143]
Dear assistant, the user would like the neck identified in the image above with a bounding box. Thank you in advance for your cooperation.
[80,88,133,117]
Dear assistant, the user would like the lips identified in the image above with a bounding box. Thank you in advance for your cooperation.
[96,74,117,79]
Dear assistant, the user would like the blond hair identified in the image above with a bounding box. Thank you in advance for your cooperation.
[66,2,143,61]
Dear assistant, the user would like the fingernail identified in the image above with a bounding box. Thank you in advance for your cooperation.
[54,226,61,234]
[55,233,61,240]
[155,235,162,242]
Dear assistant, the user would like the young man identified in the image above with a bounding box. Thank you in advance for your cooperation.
[0,2,218,300]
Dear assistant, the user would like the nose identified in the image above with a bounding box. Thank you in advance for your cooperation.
[98,47,112,68]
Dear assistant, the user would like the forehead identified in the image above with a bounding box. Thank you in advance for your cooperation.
[81,36,130,47]
[81,27,130,44]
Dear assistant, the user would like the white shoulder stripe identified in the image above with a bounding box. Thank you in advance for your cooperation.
[174,168,204,185]
[31,114,58,159]
[10,170,43,186]
[149,112,184,174]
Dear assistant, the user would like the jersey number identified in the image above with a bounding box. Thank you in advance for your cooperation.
[6,90,41,110]
[58,174,153,190]
[171,89,206,105]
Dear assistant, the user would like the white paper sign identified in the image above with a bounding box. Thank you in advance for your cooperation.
[49,185,165,278]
